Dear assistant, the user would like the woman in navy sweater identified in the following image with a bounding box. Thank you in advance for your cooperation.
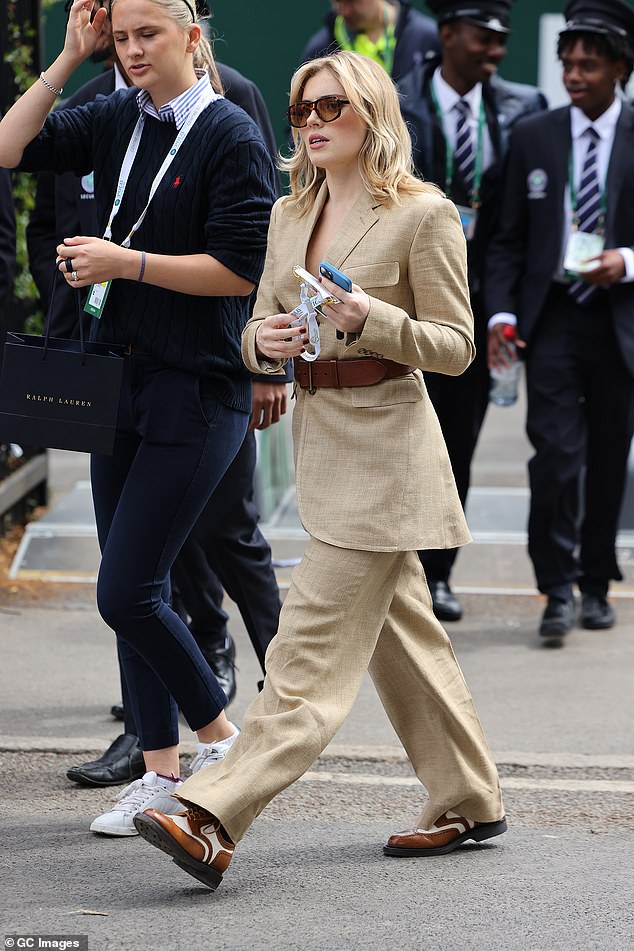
[0,0,277,834]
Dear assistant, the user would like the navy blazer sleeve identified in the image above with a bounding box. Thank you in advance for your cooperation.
[216,67,288,384]
[25,170,57,310]
[217,64,279,169]
[0,169,16,318]
[483,120,532,320]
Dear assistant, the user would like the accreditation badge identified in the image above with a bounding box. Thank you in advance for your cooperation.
[84,280,112,318]
[455,204,478,241]
[563,231,605,277]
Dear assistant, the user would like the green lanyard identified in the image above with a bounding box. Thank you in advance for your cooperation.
[430,81,486,210]
[568,146,607,235]
[333,14,397,76]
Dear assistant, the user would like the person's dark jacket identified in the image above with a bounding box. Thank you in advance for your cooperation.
[0,168,16,323]
[484,102,634,374]
[300,0,439,80]
[398,57,547,299]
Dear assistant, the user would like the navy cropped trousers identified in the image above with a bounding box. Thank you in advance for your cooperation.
[91,355,248,750]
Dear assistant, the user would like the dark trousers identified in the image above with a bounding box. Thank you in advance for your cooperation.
[526,285,634,599]
[91,355,248,750]
[418,309,490,581]
[171,431,281,673]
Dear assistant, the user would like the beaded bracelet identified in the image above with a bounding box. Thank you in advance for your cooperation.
[137,251,147,283]
[39,72,63,97]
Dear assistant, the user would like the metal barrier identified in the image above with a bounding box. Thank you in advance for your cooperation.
[0,447,48,537]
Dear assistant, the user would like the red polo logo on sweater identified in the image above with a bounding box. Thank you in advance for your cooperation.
[172,176,182,188]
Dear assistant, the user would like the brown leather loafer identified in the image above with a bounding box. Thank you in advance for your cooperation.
[383,811,507,857]
[134,805,234,890]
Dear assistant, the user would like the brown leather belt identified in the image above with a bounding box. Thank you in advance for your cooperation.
[293,357,416,392]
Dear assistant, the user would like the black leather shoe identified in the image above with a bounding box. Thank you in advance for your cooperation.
[580,594,615,630]
[199,634,236,704]
[110,702,125,721]
[539,596,575,647]
[66,733,145,787]
[428,580,462,622]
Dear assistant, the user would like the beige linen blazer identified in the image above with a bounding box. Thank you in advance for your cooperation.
[242,182,475,552]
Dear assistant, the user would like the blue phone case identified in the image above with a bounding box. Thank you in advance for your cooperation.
[319,261,352,292]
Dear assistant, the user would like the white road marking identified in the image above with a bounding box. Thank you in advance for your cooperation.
[300,771,634,794]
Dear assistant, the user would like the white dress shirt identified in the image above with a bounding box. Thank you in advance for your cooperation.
[114,62,128,91]
[136,70,221,129]
[432,66,494,182]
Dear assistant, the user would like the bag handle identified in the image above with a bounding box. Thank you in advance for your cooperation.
[42,268,87,366]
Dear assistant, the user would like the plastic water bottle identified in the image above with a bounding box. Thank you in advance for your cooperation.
[489,325,521,407]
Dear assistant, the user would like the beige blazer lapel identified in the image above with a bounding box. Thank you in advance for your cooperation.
[321,189,381,270]
[295,181,381,272]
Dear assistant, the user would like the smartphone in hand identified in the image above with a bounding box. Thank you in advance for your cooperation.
[319,261,352,339]
[319,261,352,292]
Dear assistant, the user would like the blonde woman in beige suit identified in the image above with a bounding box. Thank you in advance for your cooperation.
[134,50,506,891]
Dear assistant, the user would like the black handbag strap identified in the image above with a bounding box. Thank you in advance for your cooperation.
[42,267,86,365]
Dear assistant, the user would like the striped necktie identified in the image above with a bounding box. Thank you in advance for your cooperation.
[569,127,601,306]
[454,99,475,194]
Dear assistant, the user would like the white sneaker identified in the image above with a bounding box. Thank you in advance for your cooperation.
[90,771,183,837]
[189,724,240,775]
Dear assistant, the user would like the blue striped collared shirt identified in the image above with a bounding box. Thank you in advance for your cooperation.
[136,69,221,129]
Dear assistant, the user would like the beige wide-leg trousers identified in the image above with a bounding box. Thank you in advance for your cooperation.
[179,538,504,842]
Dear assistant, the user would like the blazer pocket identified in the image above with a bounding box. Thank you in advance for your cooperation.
[345,262,400,289]
[350,375,423,407]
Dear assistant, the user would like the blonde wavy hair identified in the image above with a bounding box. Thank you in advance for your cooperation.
[281,50,435,215]
[109,0,223,94]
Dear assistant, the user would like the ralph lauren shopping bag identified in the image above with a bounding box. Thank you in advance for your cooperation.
[0,282,125,455]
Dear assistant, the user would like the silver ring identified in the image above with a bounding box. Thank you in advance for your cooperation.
[71,270,79,282]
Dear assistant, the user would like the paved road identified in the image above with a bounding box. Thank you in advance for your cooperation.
[1,398,633,950]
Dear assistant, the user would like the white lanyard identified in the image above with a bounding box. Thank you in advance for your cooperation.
[103,87,217,247]
[288,284,326,362]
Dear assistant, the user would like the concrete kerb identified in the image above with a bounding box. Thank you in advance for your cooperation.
[2,735,634,770]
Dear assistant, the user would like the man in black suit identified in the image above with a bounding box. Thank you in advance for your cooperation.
[27,5,288,784]
[485,0,634,647]
[0,168,15,326]
[397,0,547,622]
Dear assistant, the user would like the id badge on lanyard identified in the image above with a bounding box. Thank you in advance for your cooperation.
[430,81,484,242]
[563,230,605,276]
[563,145,606,278]
[84,281,112,318]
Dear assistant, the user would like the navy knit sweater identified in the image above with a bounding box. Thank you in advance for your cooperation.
[21,88,278,413]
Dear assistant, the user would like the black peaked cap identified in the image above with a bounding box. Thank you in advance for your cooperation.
[562,0,634,40]
[426,0,516,34]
